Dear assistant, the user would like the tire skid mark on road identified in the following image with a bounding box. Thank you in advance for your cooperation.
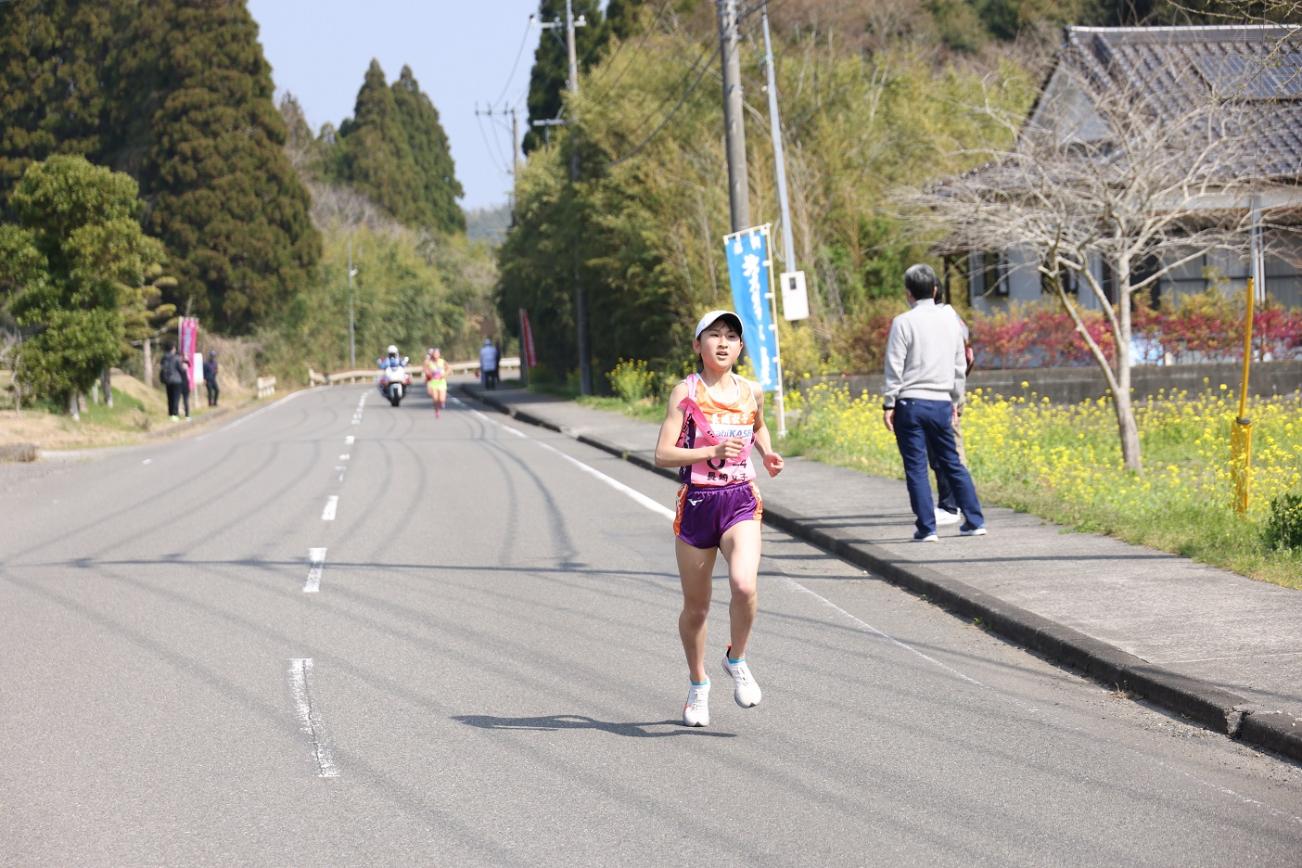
[474,433,580,567]
[0,567,545,862]
[462,396,1302,830]
[288,658,339,778]
[459,410,525,565]
[472,409,676,520]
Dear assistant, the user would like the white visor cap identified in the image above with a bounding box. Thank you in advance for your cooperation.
[694,310,743,340]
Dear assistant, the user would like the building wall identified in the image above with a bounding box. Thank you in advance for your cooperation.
[968,230,1302,312]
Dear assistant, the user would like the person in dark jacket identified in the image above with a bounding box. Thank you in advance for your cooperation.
[160,342,186,421]
[203,350,219,407]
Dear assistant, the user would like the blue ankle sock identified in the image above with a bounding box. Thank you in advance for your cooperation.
[727,656,743,665]
[691,679,709,687]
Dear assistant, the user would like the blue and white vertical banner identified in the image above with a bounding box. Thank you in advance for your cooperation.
[723,224,779,392]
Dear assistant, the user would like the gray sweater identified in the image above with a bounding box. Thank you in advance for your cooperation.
[882,299,967,408]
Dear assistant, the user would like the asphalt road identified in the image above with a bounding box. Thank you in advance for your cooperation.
[2,384,1300,866]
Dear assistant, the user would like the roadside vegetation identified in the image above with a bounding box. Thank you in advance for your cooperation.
[563,358,1302,588]
[785,382,1302,589]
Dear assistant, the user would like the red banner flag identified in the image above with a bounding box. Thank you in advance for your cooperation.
[519,308,537,369]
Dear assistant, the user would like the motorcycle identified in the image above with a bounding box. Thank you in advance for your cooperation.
[378,357,411,406]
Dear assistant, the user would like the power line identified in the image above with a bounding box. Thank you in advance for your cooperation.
[612,38,715,150]
[582,0,678,107]
[474,105,513,178]
[610,49,718,167]
[493,15,537,107]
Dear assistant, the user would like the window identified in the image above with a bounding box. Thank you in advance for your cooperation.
[969,251,1008,298]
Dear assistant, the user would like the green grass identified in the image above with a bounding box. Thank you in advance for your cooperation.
[779,384,1302,590]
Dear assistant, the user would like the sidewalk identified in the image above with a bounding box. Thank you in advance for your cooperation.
[462,384,1302,765]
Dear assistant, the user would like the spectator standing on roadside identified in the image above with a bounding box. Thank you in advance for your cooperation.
[203,350,219,407]
[882,264,986,542]
[479,338,499,390]
[160,342,185,422]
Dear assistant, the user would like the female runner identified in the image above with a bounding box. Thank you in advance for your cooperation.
[424,347,449,417]
[654,310,783,727]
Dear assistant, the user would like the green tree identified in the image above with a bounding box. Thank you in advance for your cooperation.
[0,0,115,197]
[605,0,650,40]
[391,65,466,233]
[0,156,163,412]
[522,0,608,155]
[140,0,319,333]
[336,60,420,223]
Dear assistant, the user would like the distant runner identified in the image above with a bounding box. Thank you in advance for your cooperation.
[654,310,784,727]
[424,347,449,418]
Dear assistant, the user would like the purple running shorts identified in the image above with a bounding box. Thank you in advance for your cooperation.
[674,481,763,549]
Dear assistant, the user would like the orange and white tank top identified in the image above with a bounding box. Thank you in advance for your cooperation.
[676,372,758,487]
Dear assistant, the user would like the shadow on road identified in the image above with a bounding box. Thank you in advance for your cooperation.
[452,714,736,738]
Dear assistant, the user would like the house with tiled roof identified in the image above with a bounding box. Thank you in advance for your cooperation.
[957,25,1302,313]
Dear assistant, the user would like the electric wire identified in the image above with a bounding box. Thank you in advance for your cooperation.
[609,49,718,167]
[493,14,536,107]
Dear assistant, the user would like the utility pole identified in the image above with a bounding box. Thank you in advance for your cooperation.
[566,0,593,395]
[761,2,795,275]
[347,236,357,369]
[537,3,591,393]
[717,0,750,232]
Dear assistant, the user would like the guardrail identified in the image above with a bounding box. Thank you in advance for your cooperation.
[256,376,276,398]
[308,357,521,387]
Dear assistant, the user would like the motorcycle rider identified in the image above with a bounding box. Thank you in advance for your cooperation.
[376,344,410,404]
[377,345,403,372]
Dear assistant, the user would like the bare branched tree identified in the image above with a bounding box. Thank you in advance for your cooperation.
[906,32,1299,472]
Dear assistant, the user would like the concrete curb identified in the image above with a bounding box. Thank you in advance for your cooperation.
[460,385,1302,766]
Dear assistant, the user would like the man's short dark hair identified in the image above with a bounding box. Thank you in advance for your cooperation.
[163,341,174,352]
[904,264,939,300]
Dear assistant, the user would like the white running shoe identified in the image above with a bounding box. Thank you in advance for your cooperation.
[683,681,710,727]
[721,652,762,708]
[935,508,961,526]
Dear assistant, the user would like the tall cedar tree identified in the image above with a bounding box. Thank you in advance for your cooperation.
[391,65,466,233]
[522,0,607,155]
[0,0,113,198]
[143,0,319,333]
[605,0,649,40]
[338,60,420,224]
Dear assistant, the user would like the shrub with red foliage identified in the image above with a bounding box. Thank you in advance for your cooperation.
[969,298,1302,369]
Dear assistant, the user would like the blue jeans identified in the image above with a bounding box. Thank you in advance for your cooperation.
[893,398,984,535]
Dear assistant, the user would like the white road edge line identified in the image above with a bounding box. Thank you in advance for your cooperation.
[469,403,987,687]
[472,409,673,520]
[193,389,306,442]
[288,658,339,778]
[304,548,327,593]
[781,577,985,687]
[321,496,339,521]
[465,396,1302,826]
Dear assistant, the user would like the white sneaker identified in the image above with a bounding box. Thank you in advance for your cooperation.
[721,652,762,708]
[683,681,710,727]
[935,508,961,526]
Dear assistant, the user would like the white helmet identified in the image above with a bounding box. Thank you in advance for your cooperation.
[387,345,398,355]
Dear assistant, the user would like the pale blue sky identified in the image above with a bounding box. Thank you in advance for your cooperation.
[248,0,544,211]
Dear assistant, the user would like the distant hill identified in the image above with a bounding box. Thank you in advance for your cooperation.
[466,204,511,245]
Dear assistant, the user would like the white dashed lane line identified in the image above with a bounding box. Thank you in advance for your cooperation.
[288,658,339,778]
[304,548,327,593]
[321,496,339,521]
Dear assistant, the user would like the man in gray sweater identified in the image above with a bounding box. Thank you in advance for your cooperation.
[882,264,986,542]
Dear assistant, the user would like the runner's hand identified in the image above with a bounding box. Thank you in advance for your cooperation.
[712,439,745,461]
[763,452,784,477]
